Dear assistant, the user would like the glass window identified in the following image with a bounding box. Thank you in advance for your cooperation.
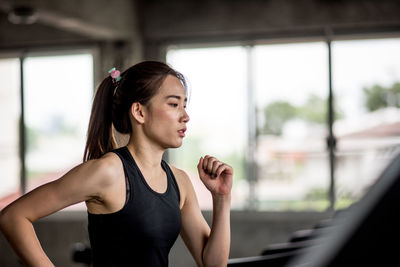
[253,42,330,210]
[0,58,21,209]
[167,46,248,210]
[332,38,400,208]
[165,37,400,211]
[24,53,93,209]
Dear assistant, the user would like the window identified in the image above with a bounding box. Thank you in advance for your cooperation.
[0,58,20,209]
[332,38,400,208]
[0,52,93,210]
[254,42,330,210]
[167,37,400,211]
[24,53,93,209]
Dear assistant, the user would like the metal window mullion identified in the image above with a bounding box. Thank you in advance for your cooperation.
[19,56,26,194]
[327,37,336,211]
[246,45,258,210]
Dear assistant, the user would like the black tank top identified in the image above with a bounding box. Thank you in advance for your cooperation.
[87,146,182,267]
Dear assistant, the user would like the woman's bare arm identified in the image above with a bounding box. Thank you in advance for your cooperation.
[178,170,211,267]
[0,154,119,266]
[175,156,233,267]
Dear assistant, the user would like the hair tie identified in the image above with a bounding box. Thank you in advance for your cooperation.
[108,67,121,96]
[108,67,122,82]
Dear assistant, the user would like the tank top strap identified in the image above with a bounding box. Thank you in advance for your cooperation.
[112,146,136,170]
[110,147,135,204]
[161,160,181,203]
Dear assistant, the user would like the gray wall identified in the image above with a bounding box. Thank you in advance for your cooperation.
[0,210,331,267]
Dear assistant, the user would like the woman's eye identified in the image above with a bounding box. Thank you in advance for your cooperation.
[169,103,178,107]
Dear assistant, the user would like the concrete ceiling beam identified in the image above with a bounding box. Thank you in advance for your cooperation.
[0,0,138,40]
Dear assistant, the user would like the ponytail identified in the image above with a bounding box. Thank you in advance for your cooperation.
[83,77,117,162]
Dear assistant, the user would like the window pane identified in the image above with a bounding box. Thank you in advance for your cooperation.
[0,58,21,209]
[167,47,248,210]
[332,38,400,209]
[254,42,330,210]
[24,54,93,209]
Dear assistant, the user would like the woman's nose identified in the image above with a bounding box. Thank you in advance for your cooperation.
[182,109,190,123]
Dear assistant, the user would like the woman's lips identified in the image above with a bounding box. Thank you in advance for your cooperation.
[178,128,186,137]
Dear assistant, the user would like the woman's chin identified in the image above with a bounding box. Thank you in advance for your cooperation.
[169,140,183,149]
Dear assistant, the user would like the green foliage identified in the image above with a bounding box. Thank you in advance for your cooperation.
[363,84,389,111]
[363,82,400,111]
[257,186,356,211]
[263,101,296,135]
[261,81,400,136]
[297,94,327,124]
[261,94,343,135]
[304,187,328,201]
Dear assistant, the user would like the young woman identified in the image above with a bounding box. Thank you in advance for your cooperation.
[0,61,233,267]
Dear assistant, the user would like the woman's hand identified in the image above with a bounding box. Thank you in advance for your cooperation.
[197,155,233,197]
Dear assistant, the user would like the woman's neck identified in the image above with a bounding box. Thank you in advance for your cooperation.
[125,136,165,171]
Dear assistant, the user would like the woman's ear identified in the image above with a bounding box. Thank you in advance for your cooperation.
[130,102,146,124]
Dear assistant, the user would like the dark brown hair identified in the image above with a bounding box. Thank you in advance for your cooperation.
[83,61,187,162]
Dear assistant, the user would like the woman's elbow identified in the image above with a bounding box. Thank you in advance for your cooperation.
[0,206,23,232]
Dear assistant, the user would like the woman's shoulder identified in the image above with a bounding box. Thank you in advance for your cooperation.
[166,164,193,208]
[95,151,124,182]
[166,164,197,194]
[79,151,123,188]
[168,164,190,182]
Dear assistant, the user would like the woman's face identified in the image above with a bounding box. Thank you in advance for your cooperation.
[143,75,190,149]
